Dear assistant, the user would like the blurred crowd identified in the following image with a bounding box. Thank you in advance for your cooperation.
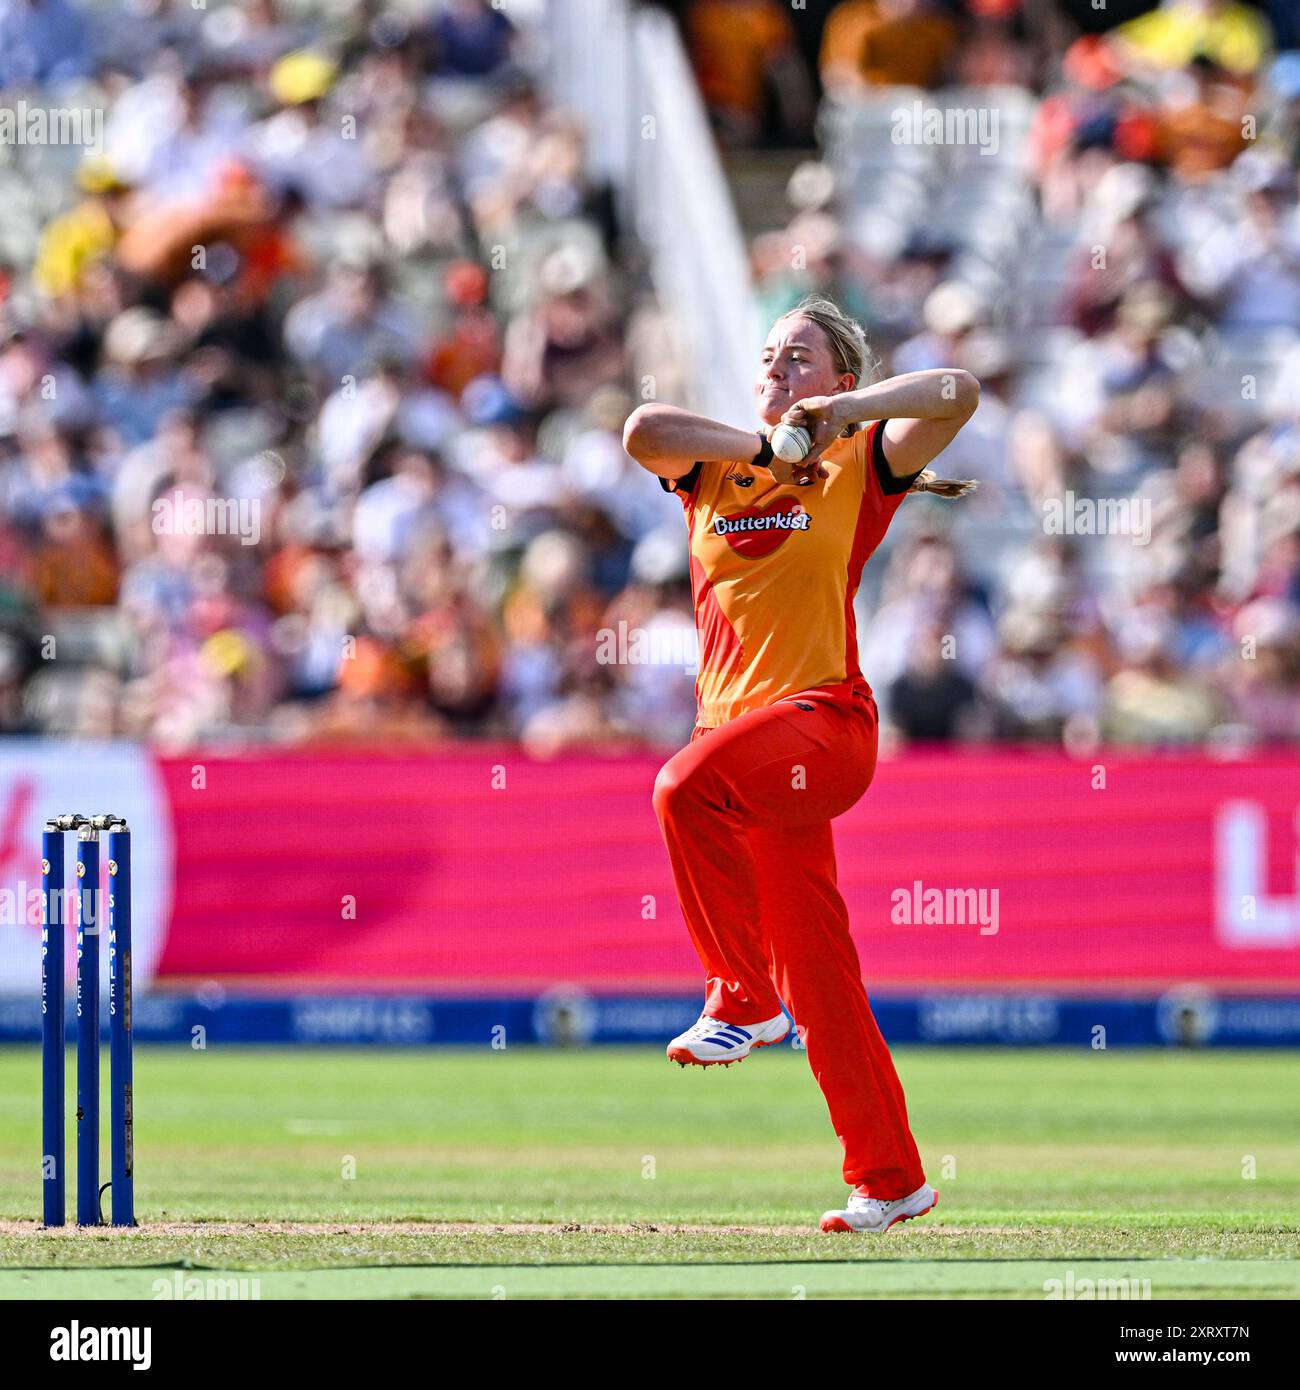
[0,0,702,752]
[1,0,1298,752]
[696,0,1300,749]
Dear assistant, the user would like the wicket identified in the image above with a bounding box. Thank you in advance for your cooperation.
[41,813,134,1228]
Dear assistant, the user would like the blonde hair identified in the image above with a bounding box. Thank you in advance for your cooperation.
[775,294,977,499]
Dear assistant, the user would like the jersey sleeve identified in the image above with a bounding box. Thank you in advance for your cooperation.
[659,461,704,504]
[864,419,928,500]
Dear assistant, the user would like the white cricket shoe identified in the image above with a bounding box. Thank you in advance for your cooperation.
[820,1182,939,1233]
[666,1011,790,1066]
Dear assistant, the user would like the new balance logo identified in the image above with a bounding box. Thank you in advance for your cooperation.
[726,472,755,487]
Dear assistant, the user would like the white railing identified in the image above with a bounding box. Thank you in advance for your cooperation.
[541,0,760,426]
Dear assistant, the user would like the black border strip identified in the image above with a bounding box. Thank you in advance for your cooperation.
[660,460,703,495]
[872,419,926,496]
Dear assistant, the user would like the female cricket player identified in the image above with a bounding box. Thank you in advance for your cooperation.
[622,295,978,1234]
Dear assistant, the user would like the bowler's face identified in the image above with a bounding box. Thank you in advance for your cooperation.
[755,317,843,425]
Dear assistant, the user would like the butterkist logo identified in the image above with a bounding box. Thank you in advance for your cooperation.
[711,498,811,557]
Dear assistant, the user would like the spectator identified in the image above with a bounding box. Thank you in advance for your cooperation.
[0,0,98,87]
[1180,153,1300,327]
[821,0,957,93]
[427,0,517,80]
[1112,0,1274,79]
[1153,57,1250,182]
[284,260,421,383]
[685,0,814,147]
[887,624,980,742]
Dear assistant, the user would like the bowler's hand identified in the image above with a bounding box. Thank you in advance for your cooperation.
[761,422,828,488]
[781,396,845,472]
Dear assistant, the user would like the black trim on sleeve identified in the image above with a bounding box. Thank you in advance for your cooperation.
[872,420,925,496]
[660,460,703,495]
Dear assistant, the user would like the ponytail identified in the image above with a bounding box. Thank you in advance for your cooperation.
[909,469,978,499]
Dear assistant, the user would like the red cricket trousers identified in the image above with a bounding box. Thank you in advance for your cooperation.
[652,681,926,1197]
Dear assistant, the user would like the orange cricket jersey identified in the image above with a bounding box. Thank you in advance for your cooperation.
[661,419,919,728]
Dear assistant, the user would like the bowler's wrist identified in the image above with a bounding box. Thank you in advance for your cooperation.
[829,393,860,430]
[750,430,775,470]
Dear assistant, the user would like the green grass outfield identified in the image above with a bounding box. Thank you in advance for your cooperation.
[0,1046,1296,1299]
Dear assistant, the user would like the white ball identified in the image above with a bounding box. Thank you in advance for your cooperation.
[770,423,811,463]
